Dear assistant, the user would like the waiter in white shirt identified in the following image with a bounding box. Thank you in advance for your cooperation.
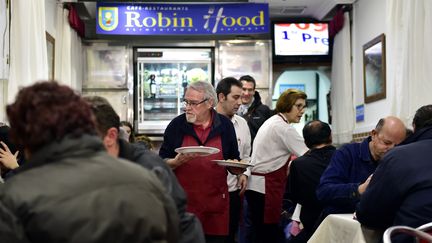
[245,89,309,243]
[216,77,252,243]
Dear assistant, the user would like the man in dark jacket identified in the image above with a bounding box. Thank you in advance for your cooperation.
[237,75,273,143]
[285,120,336,243]
[316,116,406,216]
[356,105,432,238]
[0,81,179,243]
[84,96,205,243]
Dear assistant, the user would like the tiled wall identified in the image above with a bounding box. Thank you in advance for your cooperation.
[352,132,370,143]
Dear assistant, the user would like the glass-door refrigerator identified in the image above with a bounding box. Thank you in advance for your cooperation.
[134,48,213,135]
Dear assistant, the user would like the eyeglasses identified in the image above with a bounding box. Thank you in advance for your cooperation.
[182,98,208,107]
[294,104,307,110]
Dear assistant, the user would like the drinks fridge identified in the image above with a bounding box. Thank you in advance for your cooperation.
[134,48,213,134]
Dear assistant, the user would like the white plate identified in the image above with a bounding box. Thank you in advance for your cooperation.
[212,160,254,168]
[175,146,220,156]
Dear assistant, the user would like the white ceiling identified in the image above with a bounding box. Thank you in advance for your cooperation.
[252,0,356,20]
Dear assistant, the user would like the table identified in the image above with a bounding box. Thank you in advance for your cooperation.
[308,214,382,243]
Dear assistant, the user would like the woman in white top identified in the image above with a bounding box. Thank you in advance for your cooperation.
[245,89,309,243]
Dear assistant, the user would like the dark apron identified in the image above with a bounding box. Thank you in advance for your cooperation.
[252,162,289,224]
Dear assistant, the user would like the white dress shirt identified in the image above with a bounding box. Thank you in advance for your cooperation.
[227,114,252,192]
[247,114,308,194]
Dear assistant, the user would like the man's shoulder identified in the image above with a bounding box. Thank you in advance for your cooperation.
[338,141,363,153]
[292,153,318,166]
[255,103,271,112]
[119,140,164,166]
[233,114,248,126]
[168,113,187,126]
[216,112,234,127]
[327,142,362,165]
[291,156,308,167]
[350,137,373,161]
[385,139,431,163]
[130,144,164,164]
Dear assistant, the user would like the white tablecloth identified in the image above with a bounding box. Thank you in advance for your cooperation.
[308,214,382,243]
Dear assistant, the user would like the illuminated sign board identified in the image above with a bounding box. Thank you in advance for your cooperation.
[97,3,269,35]
[273,23,329,56]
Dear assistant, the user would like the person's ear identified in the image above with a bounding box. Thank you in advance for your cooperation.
[218,93,226,102]
[103,127,118,148]
[370,129,378,140]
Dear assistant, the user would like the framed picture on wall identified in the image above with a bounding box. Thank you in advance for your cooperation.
[279,84,305,94]
[363,34,386,103]
[304,99,318,122]
[46,32,55,80]
[83,45,127,89]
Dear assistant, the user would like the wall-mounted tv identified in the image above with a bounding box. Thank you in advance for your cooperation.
[272,22,331,63]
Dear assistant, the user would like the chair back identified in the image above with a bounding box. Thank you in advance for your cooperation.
[383,225,432,243]
[417,222,432,243]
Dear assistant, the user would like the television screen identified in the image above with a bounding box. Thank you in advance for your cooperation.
[273,23,329,56]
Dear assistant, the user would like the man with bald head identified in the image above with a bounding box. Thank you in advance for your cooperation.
[316,116,406,217]
[357,105,432,236]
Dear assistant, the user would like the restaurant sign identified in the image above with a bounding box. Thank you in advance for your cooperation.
[96,3,269,35]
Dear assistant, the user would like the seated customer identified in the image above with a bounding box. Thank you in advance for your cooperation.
[316,116,406,216]
[0,81,179,243]
[285,120,336,243]
[357,105,432,234]
[120,121,135,143]
[0,125,19,178]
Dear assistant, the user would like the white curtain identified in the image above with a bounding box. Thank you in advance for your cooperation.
[55,4,83,91]
[0,0,9,123]
[0,0,9,79]
[388,0,432,125]
[331,12,354,144]
[8,0,48,102]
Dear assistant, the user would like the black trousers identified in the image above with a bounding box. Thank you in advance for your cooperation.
[286,228,313,243]
[228,190,242,243]
[245,190,285,243]
[205,235,227,243]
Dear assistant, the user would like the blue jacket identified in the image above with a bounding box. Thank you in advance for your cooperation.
[159,110,240,161]
[357,127,432,230]
[316,137,377,215]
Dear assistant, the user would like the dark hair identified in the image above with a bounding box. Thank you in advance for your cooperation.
[216,77,242,100]
[120,121,133,131]
[405,128,414,137]
[6,81,96,154]
[413,105,432,130]
[239,75,256,89]
[302,120,332,148]
[275,89,307,113]
[83,96,120,136]
[120,121,135,143]
[374,118,385,132]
